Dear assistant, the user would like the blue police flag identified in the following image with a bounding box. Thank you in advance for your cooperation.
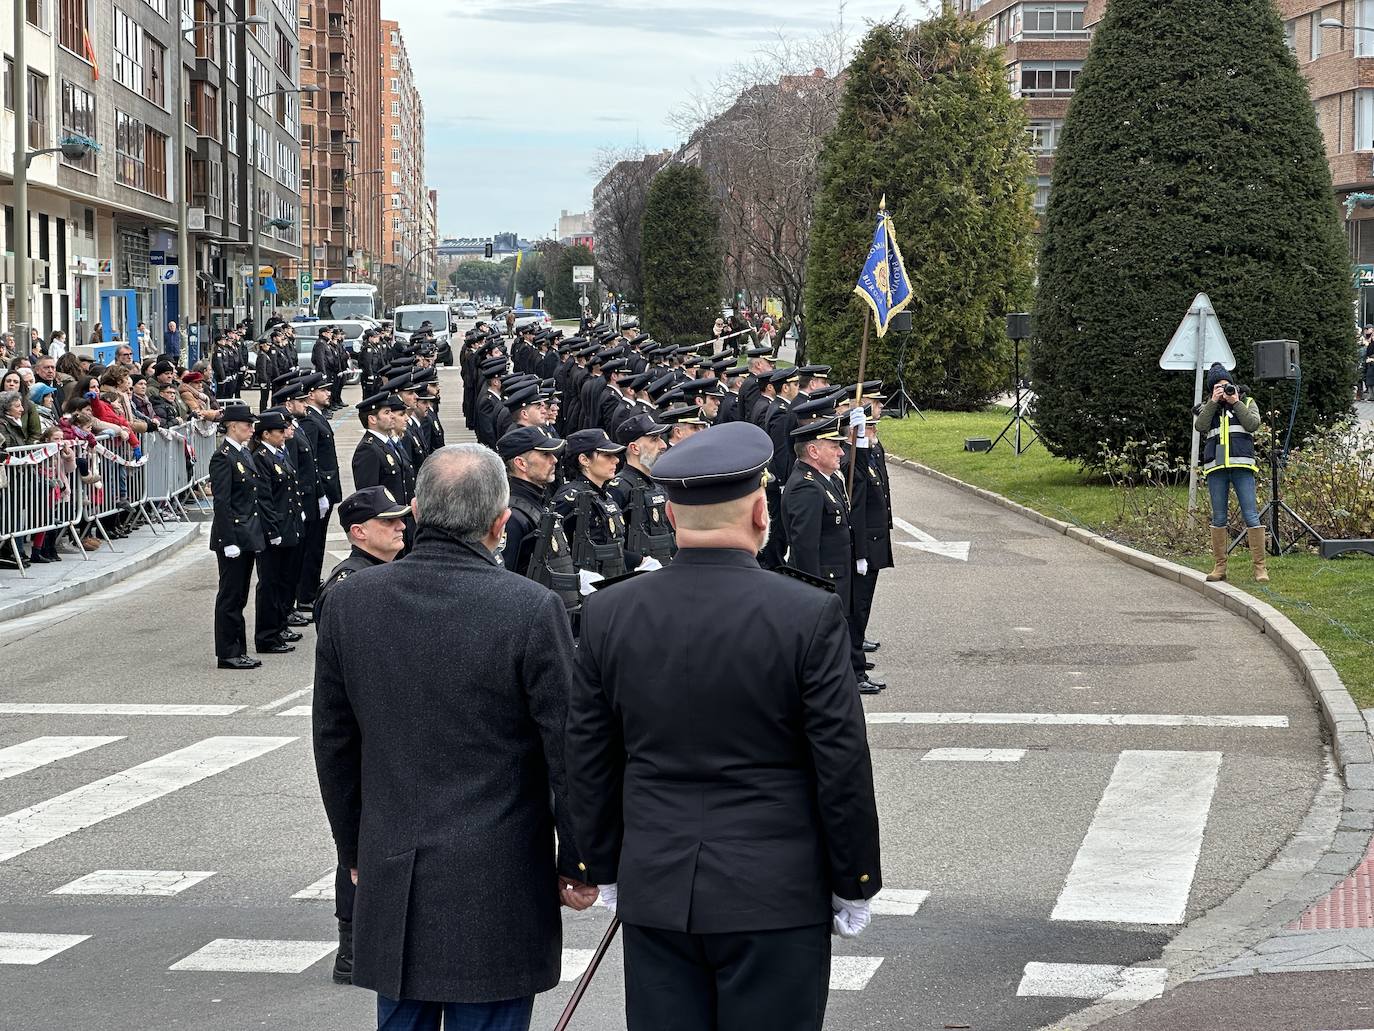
[853,196,912,338]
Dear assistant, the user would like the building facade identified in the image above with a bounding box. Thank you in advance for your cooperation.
[556,209,593,250]
[376,18,427,306]
[3,0,303,354]
[299,0,381,298]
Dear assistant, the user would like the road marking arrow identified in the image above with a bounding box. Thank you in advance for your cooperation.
[893,516,970,562]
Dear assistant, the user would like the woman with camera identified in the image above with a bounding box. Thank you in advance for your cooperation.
[1195,363,1267,583]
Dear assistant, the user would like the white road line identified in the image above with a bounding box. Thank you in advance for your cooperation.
[560,948,596,982]
[0,932,91,965]
[0,736,123,781]
[277,706,313,718]
[291,871,336,900]
[1052,750,1222,924]
[892,516,970,562]
[1016,962,1167,1002]
[869,889,930,916]
[258,687,312,712]
[0,703,245,717]
[52,869,215,896]
[830,956,885,990]
[922,748,1026,763]
[169,938,336,973]
[0,736,296,863]
[866,712,1288,729]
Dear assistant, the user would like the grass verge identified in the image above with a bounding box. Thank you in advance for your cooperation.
[881,409,1374,708]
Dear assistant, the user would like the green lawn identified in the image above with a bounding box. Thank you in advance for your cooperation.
[881,408,1374,707]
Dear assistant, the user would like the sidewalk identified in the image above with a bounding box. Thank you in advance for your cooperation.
[0,520,202,623]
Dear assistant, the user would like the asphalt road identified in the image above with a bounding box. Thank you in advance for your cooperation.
[0,369,1327,1030]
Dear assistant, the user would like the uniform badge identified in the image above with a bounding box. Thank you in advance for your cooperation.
[651,509,660,523]
[386,453,396,467]
[274,464,283,474]
[550,537,559,553]
[236,461,245,474]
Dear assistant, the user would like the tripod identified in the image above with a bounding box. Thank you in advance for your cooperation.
[890,333,924,420]
[989,337,1037,454]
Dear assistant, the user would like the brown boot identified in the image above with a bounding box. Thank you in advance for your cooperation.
[1248,526,1270,583]
[1206,525,1229,582]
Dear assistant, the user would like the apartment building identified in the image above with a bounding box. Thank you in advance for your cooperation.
[378,18,427,304]
[299,0,381,293]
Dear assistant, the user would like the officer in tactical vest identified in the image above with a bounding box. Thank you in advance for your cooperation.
[497,427,580,621]
[555,428,630,580]
[610,413,674,566]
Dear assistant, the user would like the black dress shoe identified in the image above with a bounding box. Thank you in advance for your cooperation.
[286,612,311,627]
[864,660,876,671]
[256,642,295,655]
[28,554,49,564]
[857,676,883,695]
[218,656,259,670]
[279,630,304,643]
[863,639,880,653]
[237,654,263,668]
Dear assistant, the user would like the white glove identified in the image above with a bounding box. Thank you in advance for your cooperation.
[636,556,663,572]
[848,406,865,429]
[599,882,618,913]
[856,558,869,576]
[318,497,330,517]
[223,545,241,559]
[578,569,605,596]
[270,536,282,547]
[831,895,871,939]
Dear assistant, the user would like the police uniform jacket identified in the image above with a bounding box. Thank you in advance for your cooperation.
[352,431,410,502]
[766,397,797,482]
[313,529,582,1002]
[853,441,893,570]
[554,474,628,577]
[208,441,265,553]
[475,390,504,449]
[287,424,322,519]
[782,460,853,597]
[566,547,882,934]
[313,545,385,624]
[300,406,343,504]
[608,465,674,564]
[253,443,304,547]
[716,390,740,426]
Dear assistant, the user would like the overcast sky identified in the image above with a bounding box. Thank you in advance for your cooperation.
[382,1,930,240]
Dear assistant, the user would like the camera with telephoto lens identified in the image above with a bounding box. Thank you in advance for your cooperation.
[1222,384,1238,398]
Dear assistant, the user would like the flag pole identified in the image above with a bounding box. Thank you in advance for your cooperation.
[847,313,870,499]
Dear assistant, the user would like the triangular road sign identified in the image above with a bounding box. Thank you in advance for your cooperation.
[1159,293,1235,371]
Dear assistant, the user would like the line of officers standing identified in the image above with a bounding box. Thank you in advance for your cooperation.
[455,318,895,692]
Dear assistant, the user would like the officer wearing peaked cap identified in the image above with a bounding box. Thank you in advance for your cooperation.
[554,429,630,580]
[609,413,675,566]
[251,408,306,654]
[565,421,882,1031]
[209,404,265,670]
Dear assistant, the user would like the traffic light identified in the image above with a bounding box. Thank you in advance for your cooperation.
[484,242,493,258]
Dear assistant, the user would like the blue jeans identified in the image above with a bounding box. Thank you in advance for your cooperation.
[1207,467,1260,529]
[376,994,534,1031]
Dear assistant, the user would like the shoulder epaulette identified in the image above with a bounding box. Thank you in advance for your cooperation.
[774,564,836,593]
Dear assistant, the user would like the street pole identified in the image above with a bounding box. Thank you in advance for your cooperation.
[174,16,192,350]
[12,0,30,354]
[250,104,261,335]
[1187,300,1204,513]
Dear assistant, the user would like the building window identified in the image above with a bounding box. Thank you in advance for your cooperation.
[143,0,166,17]
[274,26,293,72]
[391,146,400,161]
[1359,1,1374,57]
[391,124,401,139]
[1027,118,1064,155]
[144,35,166,106]
[391,100,399,117]
[391,170,400,185]
[27,0,47,29]
[26,70,48,149]
[59,0,92,54]
[115,111,146,189]
[389,29,397,45]
[227,98,238,153]
[60,79,96,172]
[1310,12,1322,61]
[189,81,218,139]
[390,77,399,92]
[113,8,144,93]
[1357,90,1374,152]
[1014,61,1082,98]
[145,125,168,196]
[1283,19,1297,52]
[1021,3,1086,39]
[1033,174,1053,213]
[193,0,218,61]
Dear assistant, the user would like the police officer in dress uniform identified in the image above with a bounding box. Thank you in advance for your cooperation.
[497,427,580,624]
[848,395,893,660]
[783,413,884,694]
[208,403,265,670]
[609,413,675,566]
[310,483,410,986]
[554,429,630,580]
[276,377,329,626]
[352,391,415,551]
[295,374,342,616]
[565,421,882,1031]
[251,409,305,654]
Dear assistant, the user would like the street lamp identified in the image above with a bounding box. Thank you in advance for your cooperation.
[347,168,384,286]
[174,13,267,349]
[250,83,320,332]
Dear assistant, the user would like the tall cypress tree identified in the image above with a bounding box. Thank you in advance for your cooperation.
[1033,0,1354,466]
[641,165,722,347]
[805,14,1036,406]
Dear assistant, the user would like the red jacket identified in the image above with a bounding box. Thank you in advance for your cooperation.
[90,396,140,450]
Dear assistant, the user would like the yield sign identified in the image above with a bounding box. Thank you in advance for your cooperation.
[1159,292,1235,372]
[893,516,970,562]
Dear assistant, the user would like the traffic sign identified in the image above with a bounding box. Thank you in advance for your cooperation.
[1159,293,1234,372]
[298,272,311,299]
[572,266,595,285]
[157,266,180,285]
[579,295,590,308]
[238,264,254,277]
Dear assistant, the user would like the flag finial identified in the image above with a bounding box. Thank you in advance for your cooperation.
[878,194,887,213]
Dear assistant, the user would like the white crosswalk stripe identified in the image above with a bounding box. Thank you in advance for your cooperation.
[51,870,215,896]
[1016,962,1167,1002]
[0,932,91,965]
[169,938,337,973]
[291,871,336,900]
[0,736,296,863]
[0,736,123,780]
[0,704,244,716]
[922,748,1026,763]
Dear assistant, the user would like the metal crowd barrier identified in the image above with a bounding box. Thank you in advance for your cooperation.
[0,439,91,576]
[81,435,151,547]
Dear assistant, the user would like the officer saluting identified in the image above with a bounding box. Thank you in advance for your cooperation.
[208,403,264,670]
[565,422,881,1031]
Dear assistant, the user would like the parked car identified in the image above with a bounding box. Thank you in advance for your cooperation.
[511,308,553,331]
[456,302,480,318]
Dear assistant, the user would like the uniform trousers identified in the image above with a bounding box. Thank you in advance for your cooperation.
[851,566,880,645]
[296,516,329,608]
[333,863,355,922]
[376,994,533,1031]
[258,383,271,413]
[283,538,307,622]
[330,372,344,407]
[623,921,831,1031]
[253,545,295,647]
[758,482,787,570]
[213,551,256,658]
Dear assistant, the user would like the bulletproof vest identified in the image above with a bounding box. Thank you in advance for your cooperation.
[572,482,626,579]
[507,490,580,612]
[623,475,675,562]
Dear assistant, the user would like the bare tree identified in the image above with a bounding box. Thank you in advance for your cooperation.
[590,145,670,307]
[669,23,850,362]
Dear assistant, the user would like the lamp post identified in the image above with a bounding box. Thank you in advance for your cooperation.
[250,84,319,333]
[346,167,384,288]
[175,13,266,347]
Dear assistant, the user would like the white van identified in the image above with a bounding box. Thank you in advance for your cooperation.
[392,303,455,365]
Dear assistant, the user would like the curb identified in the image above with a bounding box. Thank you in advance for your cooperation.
[888,455,1372,790]
[0,523,201,624]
